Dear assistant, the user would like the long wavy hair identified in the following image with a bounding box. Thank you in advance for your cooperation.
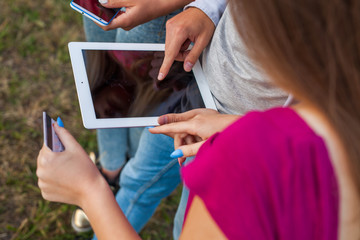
[230,0,360,196]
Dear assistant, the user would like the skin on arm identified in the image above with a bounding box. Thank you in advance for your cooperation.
[158,7,216,80]
[80,174,140,240]
[97,0,194,31]
[180,195,227,240]
[36,123,140,240]
[36,124,229,239]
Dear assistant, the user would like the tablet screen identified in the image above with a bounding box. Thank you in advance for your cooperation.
[82,50,205,119]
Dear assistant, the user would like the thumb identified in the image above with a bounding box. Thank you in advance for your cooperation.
[106,9,135,30]
[173,141,205,159]
[53,123,79,151]
[183,40,207,72]
[99,0,129,8]
[175,141,205,166]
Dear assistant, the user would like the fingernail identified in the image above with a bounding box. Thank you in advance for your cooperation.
[184,62,194,72]
[157,72,164,80]
[170,149,184,159]
[146,126,155,131]
[57,117,64,128]
[98,0,108,4]
[158,116,168,125]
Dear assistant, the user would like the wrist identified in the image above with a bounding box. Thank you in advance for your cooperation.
[76,174,140,239]
[78,174,110,210]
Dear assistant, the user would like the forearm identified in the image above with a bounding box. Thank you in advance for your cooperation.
[81,178,140,240]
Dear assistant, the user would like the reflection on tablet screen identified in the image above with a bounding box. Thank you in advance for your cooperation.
[82,50,205,119]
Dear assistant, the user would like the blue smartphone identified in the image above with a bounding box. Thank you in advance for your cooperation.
[70,0,120,26]
[43,112,64,152]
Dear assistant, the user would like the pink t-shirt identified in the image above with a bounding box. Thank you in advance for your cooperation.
[182,107,339,240]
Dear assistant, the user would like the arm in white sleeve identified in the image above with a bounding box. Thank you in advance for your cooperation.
[185,0,227,26]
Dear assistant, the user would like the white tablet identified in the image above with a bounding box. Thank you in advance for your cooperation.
[68,42,216,129]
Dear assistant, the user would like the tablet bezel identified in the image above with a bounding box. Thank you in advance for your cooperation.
[68,42,216,129]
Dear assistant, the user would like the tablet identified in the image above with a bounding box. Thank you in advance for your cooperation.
[68,42,216,129]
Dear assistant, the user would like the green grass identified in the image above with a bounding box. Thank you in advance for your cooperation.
[0,0,180,239]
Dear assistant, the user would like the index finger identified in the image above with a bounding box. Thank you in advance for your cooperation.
[158,33,188,80]
[149,121,198,136]
[157,109,209,125]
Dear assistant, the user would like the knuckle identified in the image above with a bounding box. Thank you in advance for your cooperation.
[38,155,49,167]
[36,169,41,178]
[37,179,42,188]
[189,121,198,132]
[173,26,185,37]
[188,147,196,156]
[166,21,185,36]
[37,156,45,167]
[166,18,175,29]
[41,192,49,201]
[121,19,132,30]
[184,146,195,157]
[193,116,202,125]
[172,115,181,123]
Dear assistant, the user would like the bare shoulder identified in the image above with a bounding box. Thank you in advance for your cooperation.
[180,195,228,240]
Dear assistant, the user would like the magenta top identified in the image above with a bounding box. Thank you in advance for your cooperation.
[182,107,339,240]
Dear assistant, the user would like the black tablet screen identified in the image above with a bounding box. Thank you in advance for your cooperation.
[82,50,205,119]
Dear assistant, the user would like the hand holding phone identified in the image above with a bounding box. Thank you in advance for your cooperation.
[43,112,65,152]
[70,0,120,26]
[72,0,194,31]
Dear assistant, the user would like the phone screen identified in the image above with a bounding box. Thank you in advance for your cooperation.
[72,0,119,22]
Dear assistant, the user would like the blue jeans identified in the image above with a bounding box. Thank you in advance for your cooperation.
[97,128,142,171]
[82,14,186,238]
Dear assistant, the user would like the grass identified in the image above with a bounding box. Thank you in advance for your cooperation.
[0,0,180,239]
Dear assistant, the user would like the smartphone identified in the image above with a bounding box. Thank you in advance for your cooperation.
[70,0,120,26]
[43,112,65,152]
